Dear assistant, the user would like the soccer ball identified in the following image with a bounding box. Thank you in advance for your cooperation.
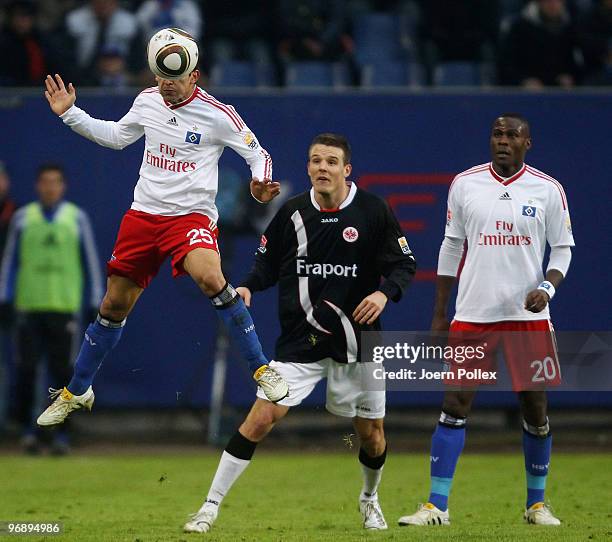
[147,28,199,80]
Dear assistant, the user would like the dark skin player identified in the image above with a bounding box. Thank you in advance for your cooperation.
[431,116,564,426]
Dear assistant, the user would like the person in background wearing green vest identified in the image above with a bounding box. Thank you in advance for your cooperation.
[0,163,103,454]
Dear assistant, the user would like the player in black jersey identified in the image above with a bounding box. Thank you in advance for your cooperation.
[185,134,416,533]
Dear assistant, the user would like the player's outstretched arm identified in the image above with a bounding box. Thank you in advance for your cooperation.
[46,77,144,150]
[44,74,76,116]
[250,178,281,203]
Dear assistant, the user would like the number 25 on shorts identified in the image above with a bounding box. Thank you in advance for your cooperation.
[186,228,214,246]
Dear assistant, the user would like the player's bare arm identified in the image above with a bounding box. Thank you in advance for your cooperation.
[431,275,455,332]
[236,286,252,307]
[250,178,281,203]
[524,269,564,313]
[353,291,387,325]
[44,74,76,116]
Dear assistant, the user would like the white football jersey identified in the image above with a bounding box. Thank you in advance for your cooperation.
[60,86,272,220]
[445,162,575,322]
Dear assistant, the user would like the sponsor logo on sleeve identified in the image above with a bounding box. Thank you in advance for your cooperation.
[446,209,452,226]
[243,131,259,150]
[565,215,572,234]
[398,236,412,255]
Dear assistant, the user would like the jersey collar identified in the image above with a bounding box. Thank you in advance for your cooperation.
[165,85,198,110]
[488,162,527,186]
[309,182,357,212]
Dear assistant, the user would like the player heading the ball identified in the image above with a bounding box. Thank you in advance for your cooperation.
[37,29,288,427]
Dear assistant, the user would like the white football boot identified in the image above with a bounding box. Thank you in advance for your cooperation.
[398,503,450,526]
[359,499,388,530]
[253,365,289,403]
[524,502,561,525]
[37,387,95,426]
[184,502,219,533]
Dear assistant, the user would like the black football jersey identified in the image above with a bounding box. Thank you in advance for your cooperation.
[242,183,417,363]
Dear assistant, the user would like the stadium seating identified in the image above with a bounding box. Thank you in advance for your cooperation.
[361,61,424,88]
[284,62,351,89]
[210,61,275,88]
[433,61,488,87]
[353,13,407,65]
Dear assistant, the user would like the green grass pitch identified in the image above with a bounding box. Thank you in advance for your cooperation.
[0,452,610,541]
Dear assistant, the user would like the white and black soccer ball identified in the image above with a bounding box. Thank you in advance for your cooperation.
[147,28,199,80]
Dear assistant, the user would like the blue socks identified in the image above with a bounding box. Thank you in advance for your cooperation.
[211,283,267,373]
[426,413,553,512]
[428,412,466,511]
[523,418,552,508]
[67,283,266,396]
[67,315,125,395]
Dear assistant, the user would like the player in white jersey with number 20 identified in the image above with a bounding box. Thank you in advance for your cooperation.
[399,114,574,527]
[37,29,288,428]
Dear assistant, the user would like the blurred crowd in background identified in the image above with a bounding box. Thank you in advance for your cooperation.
[0,0,610,89]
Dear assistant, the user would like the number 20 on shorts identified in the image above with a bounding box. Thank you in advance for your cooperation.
[530,356,561,383]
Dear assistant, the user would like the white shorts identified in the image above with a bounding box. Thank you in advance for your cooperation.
[256,358,385,419]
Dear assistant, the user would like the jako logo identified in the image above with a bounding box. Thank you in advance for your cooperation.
[321,217,338,223]
[85,333,97,347]
[430,456,439,463]
[531,463,549,471]
[244,324,255,333]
